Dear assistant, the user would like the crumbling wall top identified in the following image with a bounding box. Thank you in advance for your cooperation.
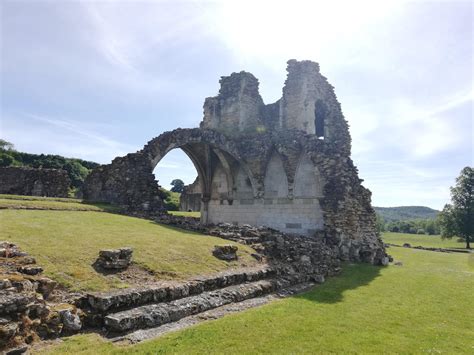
[200,59,352,156]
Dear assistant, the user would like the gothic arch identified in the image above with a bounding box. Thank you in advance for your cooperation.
[264,152,289,198]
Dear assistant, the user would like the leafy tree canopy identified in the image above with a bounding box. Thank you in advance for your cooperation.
[0,139,15,151]
[0,139,99,189]
[439,166,474,249]
[170,179,185,193]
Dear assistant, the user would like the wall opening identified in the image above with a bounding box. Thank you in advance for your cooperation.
[314,99,327,138]
[153,148,199,212]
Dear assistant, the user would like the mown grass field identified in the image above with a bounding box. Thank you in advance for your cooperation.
[0,209,258,292]
[383,232,467,249]
[3,196,472,353]
[0,194,119,212]
[41,246,474,354]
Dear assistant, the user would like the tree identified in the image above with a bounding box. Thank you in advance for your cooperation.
[375,213,385,233]
[170,179,185,193]
[438,167,474,249]
[0,139,15,151]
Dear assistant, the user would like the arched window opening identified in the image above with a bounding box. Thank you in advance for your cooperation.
[153,148,199,212]
[314,99,327,138]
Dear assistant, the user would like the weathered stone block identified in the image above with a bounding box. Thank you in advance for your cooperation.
[95,247,133,270]
[212,245,238,261]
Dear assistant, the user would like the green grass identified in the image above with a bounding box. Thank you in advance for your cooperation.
[0,194,119,212]
[382,232,467,249]
[168,210,201,218]
[0,194,81,202]
[0,210,258,292]
[41,246,474,354]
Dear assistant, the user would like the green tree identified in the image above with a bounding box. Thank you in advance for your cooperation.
[439,167,474,249]
[0,152,17,167]
[0,139,14,151]
[170,179,185,193]
[375,213,385,233]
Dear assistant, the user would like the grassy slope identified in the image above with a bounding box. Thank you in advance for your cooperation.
[0,194,80,202]
[0,194,119,212]
[383,232,466,249]
[0,210,257,292]
[42,246,474,354]
[168,210,201,218]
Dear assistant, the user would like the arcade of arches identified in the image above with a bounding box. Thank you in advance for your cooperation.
[84,59,384,262]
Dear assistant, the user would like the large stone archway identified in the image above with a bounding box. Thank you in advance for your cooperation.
[83,128,258,224]
[84,59,385,262]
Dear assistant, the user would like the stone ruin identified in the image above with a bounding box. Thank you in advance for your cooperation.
[179,177,201,212]
[84,59,386,265]
[0,167,70,198]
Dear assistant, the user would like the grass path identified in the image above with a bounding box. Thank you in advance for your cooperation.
[41,247,474,354]
[0,210,257,291]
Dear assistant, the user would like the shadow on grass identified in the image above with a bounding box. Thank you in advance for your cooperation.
[295,262,382,304]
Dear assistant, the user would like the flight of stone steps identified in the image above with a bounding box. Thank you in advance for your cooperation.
[82,266,318,335]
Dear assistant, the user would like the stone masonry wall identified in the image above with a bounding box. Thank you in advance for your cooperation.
[83,59,386,265]
[180,177,201,212]
[0,167,70,197]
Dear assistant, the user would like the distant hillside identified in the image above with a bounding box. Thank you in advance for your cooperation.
[374,206,439,222]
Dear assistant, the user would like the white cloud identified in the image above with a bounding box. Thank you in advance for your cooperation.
[385,89,472,157]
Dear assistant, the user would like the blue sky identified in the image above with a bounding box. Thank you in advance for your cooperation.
[1,0,472,209]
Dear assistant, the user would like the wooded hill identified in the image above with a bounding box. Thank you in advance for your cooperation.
[374,206,439,222]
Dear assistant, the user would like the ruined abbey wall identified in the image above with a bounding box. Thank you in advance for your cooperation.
[83,59,386,265]
[180,177,201,212]
[0,167,70,197]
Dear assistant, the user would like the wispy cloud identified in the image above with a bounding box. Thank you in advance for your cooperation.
[2,112,137,163]
[387,89,472,157]
[26,113,127,149]
[1,1,472,208]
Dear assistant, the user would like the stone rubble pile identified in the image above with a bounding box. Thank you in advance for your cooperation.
[0,242,83,352]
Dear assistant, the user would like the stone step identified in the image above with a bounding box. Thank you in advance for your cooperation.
[104,278,291,333]
[87,267,276,313]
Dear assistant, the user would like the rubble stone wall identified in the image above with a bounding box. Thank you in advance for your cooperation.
[0,167,70,197]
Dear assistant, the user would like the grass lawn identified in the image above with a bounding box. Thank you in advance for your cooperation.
[41,246,474,354]
[168,210,201,218]
[0,194,119,212]
[382,232,467,249]
[0,194,81,202]
[0,210,258,292]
